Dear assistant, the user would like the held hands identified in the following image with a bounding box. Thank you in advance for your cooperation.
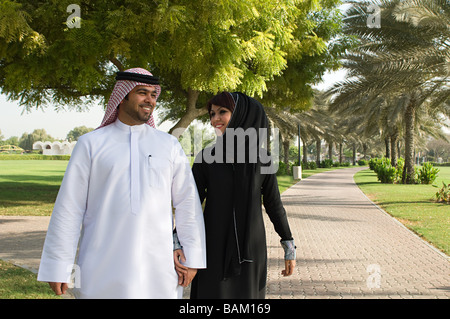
[173,236,296,283]
[48,251,198,296]
[173,249,197,287]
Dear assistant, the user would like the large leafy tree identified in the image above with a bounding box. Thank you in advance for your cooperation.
[18,128,54,151]
[0,0,344,136]
[251,1,351,165]
[66,125,94,141]
[260,0,352,112]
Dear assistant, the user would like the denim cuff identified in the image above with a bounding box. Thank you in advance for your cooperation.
[280,239,296,260]
[173,232,183,251]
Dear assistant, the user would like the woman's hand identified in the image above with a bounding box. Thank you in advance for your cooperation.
[174,249,188,284]
[173,249,198,287]
[281,259,295,276]
[181,268,198,287]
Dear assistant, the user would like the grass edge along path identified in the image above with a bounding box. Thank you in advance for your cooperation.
[354,168,449,256]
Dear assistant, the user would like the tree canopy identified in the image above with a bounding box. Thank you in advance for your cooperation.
[0,0,346,134]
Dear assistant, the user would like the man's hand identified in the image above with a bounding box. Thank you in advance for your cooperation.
[48,282,69,295]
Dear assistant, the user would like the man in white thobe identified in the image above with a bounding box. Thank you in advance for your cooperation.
[37,68,206,298]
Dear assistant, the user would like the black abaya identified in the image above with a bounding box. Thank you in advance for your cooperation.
[189,92,293,299]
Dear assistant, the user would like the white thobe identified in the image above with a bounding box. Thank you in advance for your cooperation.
[37,119,206,298]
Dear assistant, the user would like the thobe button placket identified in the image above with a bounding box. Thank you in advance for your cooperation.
[130,128,140,215]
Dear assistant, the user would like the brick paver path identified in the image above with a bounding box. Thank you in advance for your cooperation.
[265,167,449,299]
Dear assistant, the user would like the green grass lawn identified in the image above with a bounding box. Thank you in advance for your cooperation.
[0,260,61,299]
[354,167,450,256]
[0,160,68,216]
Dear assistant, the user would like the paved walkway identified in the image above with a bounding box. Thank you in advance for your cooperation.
[1,167,448,299]
[266,167,449,299]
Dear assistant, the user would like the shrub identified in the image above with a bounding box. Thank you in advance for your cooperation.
[395,158,405,182]
[369,158,378,170]
[373,158,396,183]
[430,162,450,167]
[433,182,450,204]
[320,159,333,168]
[377,165,396,183]
[358,159,368,166]
[277,162,291,176]
[417,162,439,184]
[307,161,317,170]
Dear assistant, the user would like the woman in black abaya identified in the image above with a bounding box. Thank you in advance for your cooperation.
[175,92,296,299]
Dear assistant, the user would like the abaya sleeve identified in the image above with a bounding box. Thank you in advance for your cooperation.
[261,171,293,241]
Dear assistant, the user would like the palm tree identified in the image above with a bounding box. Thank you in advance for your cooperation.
[266,90,341,166]
[328,0,449,183]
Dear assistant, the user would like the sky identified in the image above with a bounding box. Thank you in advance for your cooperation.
[0,69,346,140]
[0,92,174,140]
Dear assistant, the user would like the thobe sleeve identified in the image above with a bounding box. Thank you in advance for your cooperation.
[261,171,293,241]
[192,158,207,204]
[37,137,91,283]
[171,140,206,269]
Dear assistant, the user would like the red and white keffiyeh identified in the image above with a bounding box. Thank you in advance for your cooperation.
[98,68,161,129]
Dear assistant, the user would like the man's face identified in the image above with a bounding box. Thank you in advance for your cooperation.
[117,85,157,125]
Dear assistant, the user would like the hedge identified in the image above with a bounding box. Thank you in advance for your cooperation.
[430,162,450,167]
[0,154,70,160]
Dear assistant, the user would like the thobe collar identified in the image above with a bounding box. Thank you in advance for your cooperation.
[113,118,147,133]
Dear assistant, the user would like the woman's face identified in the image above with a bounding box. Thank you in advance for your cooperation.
[210,104,232,136]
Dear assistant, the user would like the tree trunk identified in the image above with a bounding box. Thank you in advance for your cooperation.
[169,89,207,138]
[302,138,308,165]
[283,139,290,165]
[385,136,391,159]
[339,143,343,164]
[352,143,356,165]
[402,97,416,184]
[328,141,333,160]
[390,130,399,167]
[316,139,321,166]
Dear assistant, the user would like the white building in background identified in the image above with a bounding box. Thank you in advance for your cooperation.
[33,141,76,155]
